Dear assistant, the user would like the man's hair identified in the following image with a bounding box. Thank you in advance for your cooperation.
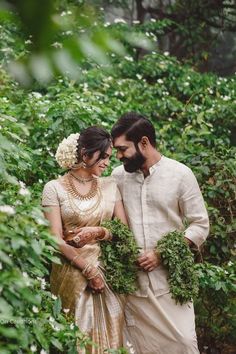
[111,112,156,147]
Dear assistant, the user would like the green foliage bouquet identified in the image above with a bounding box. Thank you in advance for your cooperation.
[100,218,140,294]
[156,230,199,305]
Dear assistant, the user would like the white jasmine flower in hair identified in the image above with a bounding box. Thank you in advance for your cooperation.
[55,133,80,169]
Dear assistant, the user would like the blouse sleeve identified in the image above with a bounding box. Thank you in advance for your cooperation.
[42,180,60,206]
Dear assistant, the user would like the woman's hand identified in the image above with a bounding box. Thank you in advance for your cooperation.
[65,226,105,248]
[88,274,105,293]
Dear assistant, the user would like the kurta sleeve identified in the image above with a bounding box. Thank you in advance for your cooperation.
[42,180,60,206]
[178,168,209,247]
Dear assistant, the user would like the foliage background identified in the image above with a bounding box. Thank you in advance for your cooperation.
[0,1,235,353]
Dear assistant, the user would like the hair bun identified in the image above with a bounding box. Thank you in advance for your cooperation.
[55,133,80,169]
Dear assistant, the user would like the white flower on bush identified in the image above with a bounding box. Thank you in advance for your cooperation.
[51,323,60,331]
[40,350,48,354]
[70,323,75,330]
[63,308,70,313]
[0,205,15,215]
[55,133,80,168]
[30,345,37,352]
[19,181,31,197]
[124,56,134,62]
[157,79,163,84]
[31,92,42,99]
[51,294,58,300]
[32,306,39,313]
[114,18,126,24]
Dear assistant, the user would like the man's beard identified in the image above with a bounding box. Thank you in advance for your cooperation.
[121,148,146,173]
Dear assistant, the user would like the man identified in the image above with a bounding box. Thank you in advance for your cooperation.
[111,112,209,354]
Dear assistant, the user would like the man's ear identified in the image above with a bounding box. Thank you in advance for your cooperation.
[138,136,149,151]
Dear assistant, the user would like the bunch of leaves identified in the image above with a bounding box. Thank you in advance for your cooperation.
[100,218,139,294]
[0,185,91,354]
[195,262,236,352]
[156,230,199,304]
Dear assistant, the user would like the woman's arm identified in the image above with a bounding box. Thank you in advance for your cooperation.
[44,206,104,292]
[113,199,128,225]
[44,206,87,270]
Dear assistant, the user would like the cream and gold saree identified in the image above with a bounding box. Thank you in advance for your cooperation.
[42,176,125,353]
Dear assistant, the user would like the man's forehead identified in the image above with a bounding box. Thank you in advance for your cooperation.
[113,135,132,147]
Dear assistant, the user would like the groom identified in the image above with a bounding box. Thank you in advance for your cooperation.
[111,112,209,354]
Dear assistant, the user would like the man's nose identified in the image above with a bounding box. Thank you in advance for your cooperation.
[116,151,122,160]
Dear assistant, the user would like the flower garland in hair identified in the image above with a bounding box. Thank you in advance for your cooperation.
[55,133,80,169]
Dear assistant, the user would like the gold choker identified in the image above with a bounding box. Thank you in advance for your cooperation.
[69,172,94,185]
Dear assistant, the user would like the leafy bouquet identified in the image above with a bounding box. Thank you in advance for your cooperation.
[156,230,199,304]
[100,218,140,294]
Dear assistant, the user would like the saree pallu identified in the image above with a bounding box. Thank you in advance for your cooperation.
[50,244,125,353]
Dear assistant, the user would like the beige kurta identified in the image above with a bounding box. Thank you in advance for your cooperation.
[42,175,125,353]
[112,156,209,354]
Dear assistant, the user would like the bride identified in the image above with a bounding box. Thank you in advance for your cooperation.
[42,126,128,353]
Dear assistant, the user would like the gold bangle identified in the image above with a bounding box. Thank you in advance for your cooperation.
[82,263,93,277]
[96,227,112,241]
[87,270,100,280]
[71,254,80,265]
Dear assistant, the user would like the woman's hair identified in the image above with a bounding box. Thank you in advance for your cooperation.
[77,126,111,165]
[111,112,156,147]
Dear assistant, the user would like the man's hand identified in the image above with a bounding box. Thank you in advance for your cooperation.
[137,250,161,272]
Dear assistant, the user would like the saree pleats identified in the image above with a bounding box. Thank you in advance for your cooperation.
[50,244,125,353]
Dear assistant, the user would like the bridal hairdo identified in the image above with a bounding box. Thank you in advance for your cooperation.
[55,133,80,169]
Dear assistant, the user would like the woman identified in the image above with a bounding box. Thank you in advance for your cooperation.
[42,126,128,353]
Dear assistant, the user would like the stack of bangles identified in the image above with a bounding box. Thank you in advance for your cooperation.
[96,227,112,241]
[82,263,100,280]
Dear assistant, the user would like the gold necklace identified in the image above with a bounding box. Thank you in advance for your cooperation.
[69,172,94,185]
[67,186,102,218]
[66,173,98,200]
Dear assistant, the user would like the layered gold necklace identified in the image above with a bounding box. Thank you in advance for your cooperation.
[66,172,98,200]
[64,173,102,218]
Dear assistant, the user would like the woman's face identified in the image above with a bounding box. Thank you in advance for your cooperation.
[85,145,112,176]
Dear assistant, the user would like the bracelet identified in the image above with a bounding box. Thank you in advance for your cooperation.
[71,254,80,265]
[96,227,112,241]
[82,263,94,277]
[87,270,100,280]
